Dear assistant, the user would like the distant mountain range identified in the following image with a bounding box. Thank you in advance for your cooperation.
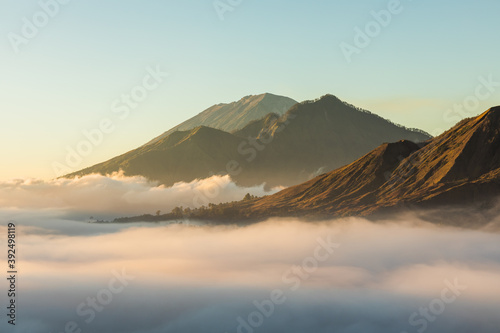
[144,93,298,146]
[66,94,431,187]
[171,106,499,225]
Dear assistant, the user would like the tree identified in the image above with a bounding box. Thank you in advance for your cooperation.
[243,193,257,201]
[171,206,183,217]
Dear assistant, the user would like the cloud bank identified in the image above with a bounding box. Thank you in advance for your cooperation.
[0,172,282,216]
[2,218,499,333]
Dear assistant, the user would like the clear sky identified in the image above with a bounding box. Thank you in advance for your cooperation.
[1,0,499,180]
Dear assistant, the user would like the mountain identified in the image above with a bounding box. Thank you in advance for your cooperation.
[70,126,245,186]
[66,94,431,188]
[231,95,430,186]
[209,106,500,223]
[144,93,298,146]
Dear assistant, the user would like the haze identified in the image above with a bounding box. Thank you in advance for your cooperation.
[1,215,499,333]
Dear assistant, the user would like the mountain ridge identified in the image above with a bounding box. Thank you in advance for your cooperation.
[247,106,500,219]
[148,106,500,226]
[144,93,298,146]
[66,94,432,188]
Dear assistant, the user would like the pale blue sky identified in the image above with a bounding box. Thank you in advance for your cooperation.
[1,0,499,180]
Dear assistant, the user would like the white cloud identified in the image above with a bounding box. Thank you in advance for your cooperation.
[4,217,500,333]
[0,172,282,215]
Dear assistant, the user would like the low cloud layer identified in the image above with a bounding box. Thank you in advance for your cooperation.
[0,172,282,217]
[2,217,500,333]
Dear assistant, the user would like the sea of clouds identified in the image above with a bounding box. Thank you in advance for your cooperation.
[0,174,499,332]
[0,215,499,333]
